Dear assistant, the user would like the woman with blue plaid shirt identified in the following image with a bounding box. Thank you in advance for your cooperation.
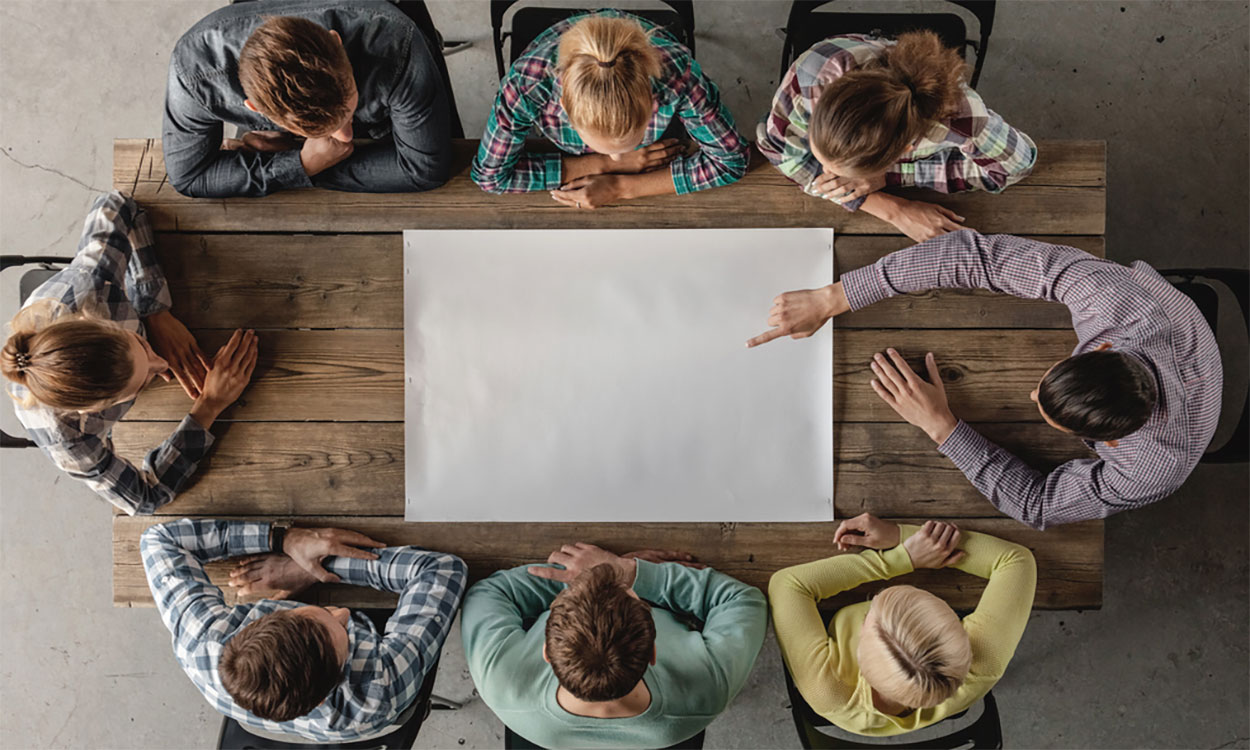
[471,9,749,209]
[0,191,258,515]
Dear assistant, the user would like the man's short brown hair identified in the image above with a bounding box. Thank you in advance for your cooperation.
[219,610,343,721]
[238,16,354,136]
[545,563,656,702]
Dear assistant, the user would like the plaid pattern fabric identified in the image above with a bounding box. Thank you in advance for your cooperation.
[840,231,1223,529]
[141,519,468,742]
[756,35,1037,211]
[470,9,748,195]
[7,191,214,515]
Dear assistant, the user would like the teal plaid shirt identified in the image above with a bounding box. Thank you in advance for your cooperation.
[471,9,748,195]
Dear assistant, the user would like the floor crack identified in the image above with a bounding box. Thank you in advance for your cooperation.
[1,147,106,192]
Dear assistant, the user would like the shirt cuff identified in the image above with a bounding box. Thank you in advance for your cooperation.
[937,420,989,470]
[838,263,891,311]
[878,540,916,576]
[171,413,216,456]
[228,521,274,557]
[271,149,314,190]
[631,558,664,600]
[669,156,694,195]
[542,152,563,190]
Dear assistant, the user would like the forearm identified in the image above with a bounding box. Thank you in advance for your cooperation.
[164,134,311,198]
[321,546,466,595]
[616,169,679,200]
[314,139,451,193]
[560,153,611,183]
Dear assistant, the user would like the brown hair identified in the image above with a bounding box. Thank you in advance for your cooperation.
[810,31,968,175]
[557,15,662,141]
[219,610,344,722]
[545,563,656,702]
[238,16,355,137]
[2,304,134,410]
[857,585,972,709]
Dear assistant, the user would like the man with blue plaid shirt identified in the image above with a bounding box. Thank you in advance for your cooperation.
[141,518,466,742]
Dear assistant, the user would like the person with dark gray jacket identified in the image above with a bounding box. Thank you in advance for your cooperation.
[163,0,451,197]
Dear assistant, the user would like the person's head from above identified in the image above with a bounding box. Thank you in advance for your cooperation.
[239,16,359,142]
[809,31,966,179]
[219,605,352,722]
[857,585,971,710]
[557,15,662,159]
[1030,345,1158,443]
[1,308,168,411]
[543,563,657,702]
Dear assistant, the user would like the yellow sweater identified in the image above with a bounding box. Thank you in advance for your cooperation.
[768,525,1037,737]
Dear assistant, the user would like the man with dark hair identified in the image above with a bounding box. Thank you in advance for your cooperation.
[141,519,466,741]
[748,230,1222,529]
[462,543,767,748]
[164,0,452,197]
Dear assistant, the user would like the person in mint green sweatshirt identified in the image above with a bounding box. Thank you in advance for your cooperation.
[461,542,768,749]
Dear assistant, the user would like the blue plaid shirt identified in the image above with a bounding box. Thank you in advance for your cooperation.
[141,519,468,742]
[7,191,214,515]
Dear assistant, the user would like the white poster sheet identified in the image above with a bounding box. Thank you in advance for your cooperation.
[403,228,833,522]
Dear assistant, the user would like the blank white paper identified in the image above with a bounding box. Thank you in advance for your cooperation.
[403,228,833,522]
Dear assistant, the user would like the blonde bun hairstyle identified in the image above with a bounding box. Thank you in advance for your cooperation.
[857,585,972,709]
[557,15,662,141]
[810,31,968,174]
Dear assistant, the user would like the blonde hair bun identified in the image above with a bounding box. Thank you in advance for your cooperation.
[557,15,663,141]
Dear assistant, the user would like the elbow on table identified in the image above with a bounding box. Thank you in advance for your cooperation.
[767,566,806,603]
[469,169,510,195]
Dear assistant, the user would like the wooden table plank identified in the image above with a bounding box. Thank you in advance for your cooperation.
[114,139,1105,235]
[121,327,1073,422]
[111,421,1092,518]
[153,233,1104,330]
[112,515,1103,610]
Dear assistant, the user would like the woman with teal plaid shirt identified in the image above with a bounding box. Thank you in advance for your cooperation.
[470,9,749,209]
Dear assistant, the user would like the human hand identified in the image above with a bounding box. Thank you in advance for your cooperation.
[622,549,706,569]
[241,130,297,153]
[300,135,354,176]
[811,171,886,204]
[902,520,966,569]
[526,542,636,584]
[870,349,959,444]
[143,310,209,400]
[229,553,319,598]
[550,174,624,209]
[608,139,684,175]
[282,527,386,584]
[746,283,849,348]
[190,329,259,425]
[833,513,901,552]
[887,198,966,242]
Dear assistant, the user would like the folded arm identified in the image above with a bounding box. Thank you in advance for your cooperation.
[470,78,559,193]
[668,59,749,195]
[461,566,564,695]
[946,528,1036,679]
[887,110,1037,195]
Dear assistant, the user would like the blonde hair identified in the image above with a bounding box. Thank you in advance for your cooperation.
[857,585,972,709]
[1,300,134,411]
[557,15,662,141]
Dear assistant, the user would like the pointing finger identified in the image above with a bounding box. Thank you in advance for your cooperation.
[746,327,788,348]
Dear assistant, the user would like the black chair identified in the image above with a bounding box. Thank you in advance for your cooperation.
[504,725,705,750]
[782,664,1002,749]
[490,1,696,79]
[230,0,464,138]
[217,610,444,750]
[0,254,72,449]
[1162,268,1249,463]
[777,0,996,88]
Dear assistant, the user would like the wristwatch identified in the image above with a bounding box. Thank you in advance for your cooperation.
[270,521,292,554]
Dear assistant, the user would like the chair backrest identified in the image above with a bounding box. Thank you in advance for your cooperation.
[490,1,696,79]
[1,255,73,449]
[778,0,996,88]
[504,725,705,750]
[1162,268,1249,464]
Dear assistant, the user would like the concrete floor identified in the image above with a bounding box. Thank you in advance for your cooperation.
[0,1,1246,748]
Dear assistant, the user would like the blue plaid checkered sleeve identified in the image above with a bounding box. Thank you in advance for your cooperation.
[669,58,749,195]
[141,519,272,652]
[323,548,467,712]
[67,191,172,317]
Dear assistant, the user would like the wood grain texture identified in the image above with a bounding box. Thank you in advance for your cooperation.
[110,421,1091,518]
[115,139,1105,235]
[834,329,1078,422]
[112,515,1103,609]
[150,233,1104,330]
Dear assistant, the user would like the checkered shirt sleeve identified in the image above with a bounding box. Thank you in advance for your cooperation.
[141,519,468,742]
[840,230,1221,529]
[8,191,214,515]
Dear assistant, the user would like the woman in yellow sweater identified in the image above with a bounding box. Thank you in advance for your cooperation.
[768,513,1036,737]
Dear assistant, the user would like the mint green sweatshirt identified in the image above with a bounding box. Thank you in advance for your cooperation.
[462,560,768,749]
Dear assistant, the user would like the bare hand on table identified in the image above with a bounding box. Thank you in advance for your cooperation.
[903,520,966,569]
[550,174,624,209]
[189,329,260,429]
[608,139,684,175]
[229,553,318,598]
[300,135,355,177]
[833,512,900,551]
[221,131,297,153]
[886,198,967,242]
[526,542,705,585]
[143,310,209,400]
[282,527,387,584]
[746,282,849,348]
[870,348,959,445]
[811,171,886,204]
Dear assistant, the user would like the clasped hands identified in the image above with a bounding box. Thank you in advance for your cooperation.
[526,542,704,587]
[222,130,353,177]
[550,139,685,210]
[144,312,259,422]
[834,513,966,569]
[229,527,387,598]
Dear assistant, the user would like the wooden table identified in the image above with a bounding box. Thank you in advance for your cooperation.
[111,138,1106,610]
